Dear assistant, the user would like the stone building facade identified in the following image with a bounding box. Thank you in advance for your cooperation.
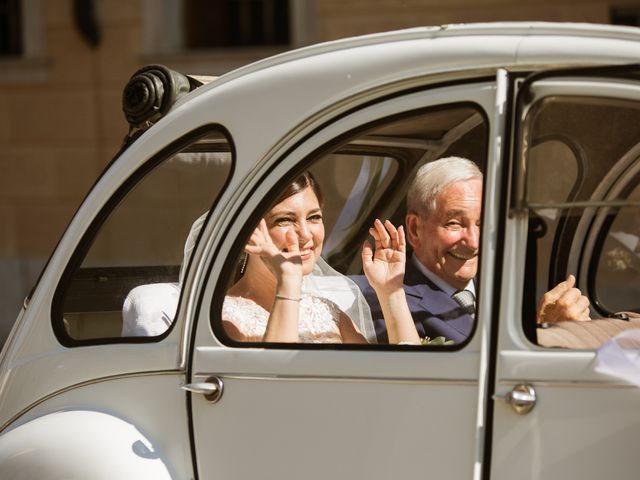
[0,0,637,342]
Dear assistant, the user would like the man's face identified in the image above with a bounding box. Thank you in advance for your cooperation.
[406,178,482,290]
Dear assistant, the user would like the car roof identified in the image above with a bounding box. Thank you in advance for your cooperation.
[157,21,640,133]
[192,21,640,93]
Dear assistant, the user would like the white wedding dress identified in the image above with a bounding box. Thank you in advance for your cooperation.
[222,294,343,343]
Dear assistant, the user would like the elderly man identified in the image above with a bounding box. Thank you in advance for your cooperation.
[355,156,590,344]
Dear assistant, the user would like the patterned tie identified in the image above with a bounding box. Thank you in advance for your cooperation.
[452,290,476,315]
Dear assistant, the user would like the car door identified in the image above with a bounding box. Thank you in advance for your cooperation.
[187,78,507,480]
[490,66,640,479]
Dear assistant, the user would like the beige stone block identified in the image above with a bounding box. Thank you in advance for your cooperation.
[99,137,126,169]
[320,2,613,39]
[15,203,77,256]
[0,206,17,255]
[8,89,97,145]
[445,4,609,23]
[44,0,74,28]
[89,87,130,167]
[45,3,141,85]
[0,148,56,200]
[0,95,8,144]
[96,0,142,23]
[46,0,142,31]
[47,25,142,89]
[97,24,144,86]
[52,146,104,201]
[47,26,94,86]
[318,0,609,11]
[99,88,131,146]
[318,0,610,21]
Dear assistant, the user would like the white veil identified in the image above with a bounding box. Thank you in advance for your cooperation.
[302,257,376,344]
[179,212,208,285]
[181,212,376,343]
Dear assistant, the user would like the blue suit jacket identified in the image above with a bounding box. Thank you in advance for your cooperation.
[352,261,474,344]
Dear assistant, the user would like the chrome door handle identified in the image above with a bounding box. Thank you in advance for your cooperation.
[182,376,224,403]
[495,383,536,415]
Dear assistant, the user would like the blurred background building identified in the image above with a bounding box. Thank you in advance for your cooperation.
[1,0,639,344]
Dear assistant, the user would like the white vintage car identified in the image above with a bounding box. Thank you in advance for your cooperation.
[1,22,639,479]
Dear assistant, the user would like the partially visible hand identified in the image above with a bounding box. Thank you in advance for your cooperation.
[536,274,591,324]
[245,219,302,283]
[362,219,406,294]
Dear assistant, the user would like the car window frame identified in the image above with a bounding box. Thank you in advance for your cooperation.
[51,124,235,347]
[512,65,640,345]
[209,100,489,351]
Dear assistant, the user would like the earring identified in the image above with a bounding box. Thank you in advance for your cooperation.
[240,252,248,275]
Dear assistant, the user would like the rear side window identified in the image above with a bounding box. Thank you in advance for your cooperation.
[518,90,640,347]
[54,128,232,345]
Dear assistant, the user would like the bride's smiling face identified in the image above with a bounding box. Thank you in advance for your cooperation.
[264,186,325,276]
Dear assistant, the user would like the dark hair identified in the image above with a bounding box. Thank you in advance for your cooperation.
[233,171,323,283]
[273,171,324,208]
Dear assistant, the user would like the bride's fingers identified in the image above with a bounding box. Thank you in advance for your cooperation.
[369,226,382,251]
[244,244,262,255]
[247,219,268,244]
[284,229,299,254]
[261,220,276,242]
[361,240,373,265]
[246,229,264,249]
[245,220,279,256]
[247,228,263,245]
[245,236,277,255]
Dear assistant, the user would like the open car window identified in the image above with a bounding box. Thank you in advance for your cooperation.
[515,73,640,348]
[213,102,488,348]
[588,163,640,314]
[53,128,233,345]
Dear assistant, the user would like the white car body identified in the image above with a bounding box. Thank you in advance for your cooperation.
[1,22,640,479]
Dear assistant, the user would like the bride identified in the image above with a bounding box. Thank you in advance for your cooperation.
[223,172,420,344]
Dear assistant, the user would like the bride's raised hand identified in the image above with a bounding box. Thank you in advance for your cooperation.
[245,219,303,282]
[361,219,406,294]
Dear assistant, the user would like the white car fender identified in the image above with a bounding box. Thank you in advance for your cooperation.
[0,410,174,479]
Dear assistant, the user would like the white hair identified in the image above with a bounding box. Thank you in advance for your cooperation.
[407,156,482,217]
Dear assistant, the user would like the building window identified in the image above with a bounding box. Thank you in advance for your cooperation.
[0,0,47,83]
[184,0,289,49]
[142,0,315,74]
[0,0,22,56]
